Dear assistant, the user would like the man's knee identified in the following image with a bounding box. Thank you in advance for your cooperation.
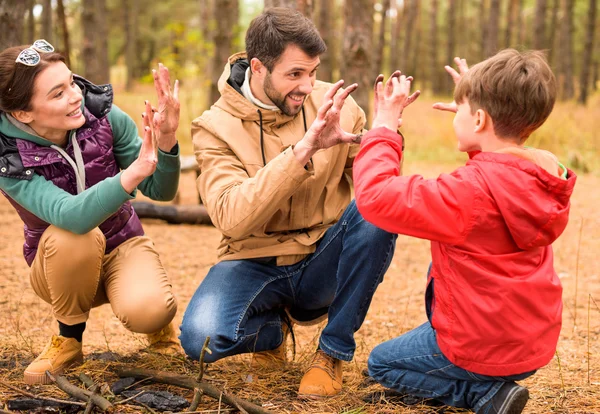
[180,311,228,363]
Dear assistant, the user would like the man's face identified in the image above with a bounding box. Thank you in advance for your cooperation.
[260,44,320,116]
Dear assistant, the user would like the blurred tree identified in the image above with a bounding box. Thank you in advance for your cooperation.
[0,0,26,49]
[516,0,526,47]
[342,0,374,123]
[446,0,457,91]
[579,0,597,104]
[388,0,404,72]
[97,0,110,83]
[83,0,109,84]
[373,0,391,76]
[264,0,313,17]
[559,0,575,99]
[484,0,500,58]
[479,0,487,61]
[42,0,52,43]
[26,0,35,44]
[125,0,138,91]
[430,0,441,93]
[56,0,71,67]
[533,0,548,50]
[317,0,334,82]
[548,0,560,66]
[399,0,418,72]
[504,0,518,48]
[211,0,238,106]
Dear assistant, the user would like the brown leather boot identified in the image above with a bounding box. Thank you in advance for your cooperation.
[146,322,182,355]
[250,321,291,369]
[24,335,83,385]
[297,349,343,399]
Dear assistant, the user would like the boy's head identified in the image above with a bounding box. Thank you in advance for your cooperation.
[453,49,556,147]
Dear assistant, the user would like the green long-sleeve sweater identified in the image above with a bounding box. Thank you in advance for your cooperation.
[0,104,180,234]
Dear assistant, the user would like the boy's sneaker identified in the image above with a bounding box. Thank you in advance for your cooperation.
[477,382,529,414]
[24,335,83,385]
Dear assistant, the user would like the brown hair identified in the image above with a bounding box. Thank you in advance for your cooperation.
[454,49,556,141]
[245,7,327,72]
[0,45,66,113]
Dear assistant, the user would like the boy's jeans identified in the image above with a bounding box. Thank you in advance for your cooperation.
[368,322,535,413]
[180,200,397,362]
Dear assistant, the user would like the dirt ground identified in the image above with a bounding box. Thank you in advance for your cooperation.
[0,163,599,413]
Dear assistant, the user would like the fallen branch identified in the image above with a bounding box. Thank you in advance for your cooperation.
[83,384,99,414]
[46,372,113,412]
[132,202,213,225]
[189,336,212,411]
[0,379,85,407]
[117,368,274,414]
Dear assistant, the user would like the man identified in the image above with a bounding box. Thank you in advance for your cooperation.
[180,7,397,399]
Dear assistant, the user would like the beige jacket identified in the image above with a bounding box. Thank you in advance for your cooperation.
[192,52,366,265]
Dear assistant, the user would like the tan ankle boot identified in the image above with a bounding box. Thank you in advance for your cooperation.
[297,349,343,399]
[146,322,181,355]
[24,335,83,385]
[250,321,291,369]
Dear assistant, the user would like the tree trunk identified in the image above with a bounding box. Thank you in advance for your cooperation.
[42,0,52,43]
[0,0,26,49]
[342,0,374,124]
[56,0,71,67]
[559,0,575,99]
[388,0,403,72]
[578,0,597,104]
[125,0,139,91]
[547,0,560,67]
[430,0,440,93]
[373,0,390,76]
[317,0,334,82]
[211,0,238,106]
[96,0,109,83]
[399,0,417,72]
[446,0,457,92]
[484,0,500,58]
[26,0,35,44]
[264,0,313,17]
[504,0,518,47]
[593,60,599,91]
[533,0,547,50]
[409,2,421,78]
[479,0,487,61]
[516,0,526,47]
[82,0,100,82]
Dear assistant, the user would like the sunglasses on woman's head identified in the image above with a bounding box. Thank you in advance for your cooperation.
[15,39,55,66]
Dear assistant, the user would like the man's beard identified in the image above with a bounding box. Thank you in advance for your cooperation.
[263,72,305,116]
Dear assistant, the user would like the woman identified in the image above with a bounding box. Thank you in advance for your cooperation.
[0,40,181,384]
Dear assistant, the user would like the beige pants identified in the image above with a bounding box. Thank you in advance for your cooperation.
[30,226,177,334]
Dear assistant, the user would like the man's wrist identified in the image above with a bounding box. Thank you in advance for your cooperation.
[158,133,178,153]
[293,140,317,166]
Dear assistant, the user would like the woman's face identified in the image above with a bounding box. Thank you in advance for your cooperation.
[23,61,85,143]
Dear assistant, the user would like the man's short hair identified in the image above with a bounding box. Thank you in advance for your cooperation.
[246,7,327,72]
[454,49,556,142]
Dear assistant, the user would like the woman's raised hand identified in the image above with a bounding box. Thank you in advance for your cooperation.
[147,63,180,153]
[120,102,159,193]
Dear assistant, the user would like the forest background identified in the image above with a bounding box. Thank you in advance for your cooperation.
[0,0,598,171]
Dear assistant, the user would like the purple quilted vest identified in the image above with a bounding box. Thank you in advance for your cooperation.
[6,107,144,266]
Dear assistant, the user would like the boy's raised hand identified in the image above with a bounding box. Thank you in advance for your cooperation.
[372,71,420,132]
[433,57,470,113]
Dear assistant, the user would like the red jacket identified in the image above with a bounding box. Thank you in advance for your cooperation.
[354,127,576,376]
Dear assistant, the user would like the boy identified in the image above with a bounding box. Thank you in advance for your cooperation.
[353,49,576,414]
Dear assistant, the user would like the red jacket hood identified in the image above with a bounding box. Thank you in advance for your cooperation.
[467,152,575,250]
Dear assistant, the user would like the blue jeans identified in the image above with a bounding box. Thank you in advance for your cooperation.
[180,200,397,363]
[368,322,535,413]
